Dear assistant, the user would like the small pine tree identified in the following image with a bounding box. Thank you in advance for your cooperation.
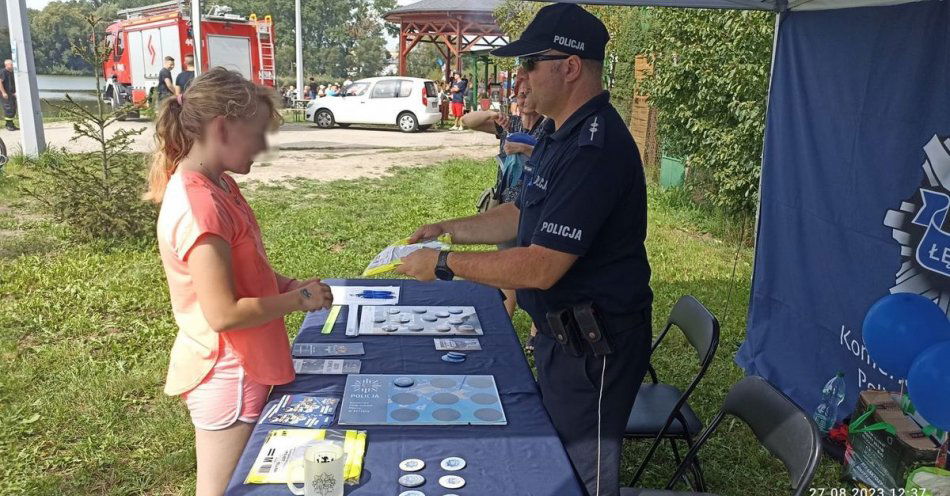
[19,14,156,241]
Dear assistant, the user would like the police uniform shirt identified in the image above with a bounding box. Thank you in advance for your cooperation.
[515,91,652,323]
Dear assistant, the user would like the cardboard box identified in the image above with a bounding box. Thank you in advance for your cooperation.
[844,390,942,490]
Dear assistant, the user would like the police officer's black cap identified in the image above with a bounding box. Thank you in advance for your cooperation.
[491,3,609,61]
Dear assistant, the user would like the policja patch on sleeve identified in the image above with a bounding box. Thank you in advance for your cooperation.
[578,114,605,148]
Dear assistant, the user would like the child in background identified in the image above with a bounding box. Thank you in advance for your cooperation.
[144,67,333,496]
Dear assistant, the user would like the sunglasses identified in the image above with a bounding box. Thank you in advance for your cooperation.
[519,54,571,72]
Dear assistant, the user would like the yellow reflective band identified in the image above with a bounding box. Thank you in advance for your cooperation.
[322,306,342,334]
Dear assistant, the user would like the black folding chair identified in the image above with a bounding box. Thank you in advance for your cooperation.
[625,295,720,490]
[620,375,823,496]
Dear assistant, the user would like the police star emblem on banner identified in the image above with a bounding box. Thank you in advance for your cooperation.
[884,135,950,312]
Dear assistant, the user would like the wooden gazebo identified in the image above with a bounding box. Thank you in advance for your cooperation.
[384,0,508,81]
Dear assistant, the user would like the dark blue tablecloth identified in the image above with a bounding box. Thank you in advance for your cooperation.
[226,279,584,496]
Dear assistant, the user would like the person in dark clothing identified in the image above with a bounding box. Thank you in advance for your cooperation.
[1,60,18,131]
[308,78,318,99]
[157,56,175,101]
[449,72,468,130]
[175,55,195,95]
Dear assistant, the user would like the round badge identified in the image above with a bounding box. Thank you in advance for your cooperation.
[399,458,425,472]
[440,456,466,471]
[394,377,415,388]
[398,491,426,496]
[439,475,466,489]
[399,473,426,488]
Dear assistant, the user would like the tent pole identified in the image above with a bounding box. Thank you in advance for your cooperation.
[751,11,783,265]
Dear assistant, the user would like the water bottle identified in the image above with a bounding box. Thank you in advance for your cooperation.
[813,372,847,434]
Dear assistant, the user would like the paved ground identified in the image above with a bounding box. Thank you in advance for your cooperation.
[1,121,499,183]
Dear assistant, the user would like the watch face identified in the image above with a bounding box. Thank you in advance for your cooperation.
[436,252,453,280]
[436,267,453,281]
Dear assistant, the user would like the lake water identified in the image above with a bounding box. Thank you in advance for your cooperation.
[36,74,101,115]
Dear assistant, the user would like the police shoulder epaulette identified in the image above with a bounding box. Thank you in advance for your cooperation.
[578,114,605,148]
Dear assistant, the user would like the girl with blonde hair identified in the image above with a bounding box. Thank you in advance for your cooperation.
[146,67,333,495]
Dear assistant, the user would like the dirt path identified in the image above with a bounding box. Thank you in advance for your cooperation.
[0,121,499,183]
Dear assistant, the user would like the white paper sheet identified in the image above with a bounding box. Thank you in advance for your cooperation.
[329,285,400,306]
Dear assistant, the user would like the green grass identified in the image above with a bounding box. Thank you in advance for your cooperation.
[0,157,840,494]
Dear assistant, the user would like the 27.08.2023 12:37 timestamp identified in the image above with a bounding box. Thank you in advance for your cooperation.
[809,489,925,496]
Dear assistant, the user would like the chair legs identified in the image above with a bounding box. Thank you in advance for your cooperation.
[627,412,707,491]
[678,430,707,492]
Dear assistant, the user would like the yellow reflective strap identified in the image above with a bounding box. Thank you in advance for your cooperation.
[322,305,342,334]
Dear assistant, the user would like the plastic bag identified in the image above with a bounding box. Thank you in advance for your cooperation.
[906,467,950,496]
[362,235,452,276]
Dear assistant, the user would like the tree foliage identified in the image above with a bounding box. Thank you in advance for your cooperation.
[644,9,773,215]
[405,43,446,80]
[1,0,394,79]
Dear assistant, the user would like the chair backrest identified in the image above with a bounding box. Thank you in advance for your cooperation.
[657,295,719,364]
[722,376,822,494]
[666,376,823,496]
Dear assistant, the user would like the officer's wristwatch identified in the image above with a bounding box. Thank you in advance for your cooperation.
[435,250,455,281]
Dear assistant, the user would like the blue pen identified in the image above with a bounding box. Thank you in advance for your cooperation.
[354,290,395,299]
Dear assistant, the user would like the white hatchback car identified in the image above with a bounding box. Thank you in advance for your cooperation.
[305,77,441,132]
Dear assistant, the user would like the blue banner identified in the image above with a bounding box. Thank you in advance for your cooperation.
[738,1,950,417]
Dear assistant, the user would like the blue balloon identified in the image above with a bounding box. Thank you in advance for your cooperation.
[908,340,950,431]
[862,293,950,378]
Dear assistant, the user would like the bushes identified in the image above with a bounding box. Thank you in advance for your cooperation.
[644,9,774,215]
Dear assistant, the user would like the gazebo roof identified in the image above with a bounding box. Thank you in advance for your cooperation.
[385,0,503,19]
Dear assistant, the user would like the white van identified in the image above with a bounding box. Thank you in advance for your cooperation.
[305,77,442,132]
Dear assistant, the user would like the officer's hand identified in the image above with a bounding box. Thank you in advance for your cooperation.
[407,223,446,244]
[297,280,333,312]
[494,112,510,131]
[394,248,439,281]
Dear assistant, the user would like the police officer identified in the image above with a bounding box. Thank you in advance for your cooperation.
[398,4,652,495]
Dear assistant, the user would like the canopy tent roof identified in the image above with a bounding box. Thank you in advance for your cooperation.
[538,0,928,11]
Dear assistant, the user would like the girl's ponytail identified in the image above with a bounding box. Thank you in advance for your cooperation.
[144,95,188,202]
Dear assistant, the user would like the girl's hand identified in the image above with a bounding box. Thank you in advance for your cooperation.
[286,277,321,292]
[298,280,333,312]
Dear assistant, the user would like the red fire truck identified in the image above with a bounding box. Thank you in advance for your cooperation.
[102,0,276,116]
